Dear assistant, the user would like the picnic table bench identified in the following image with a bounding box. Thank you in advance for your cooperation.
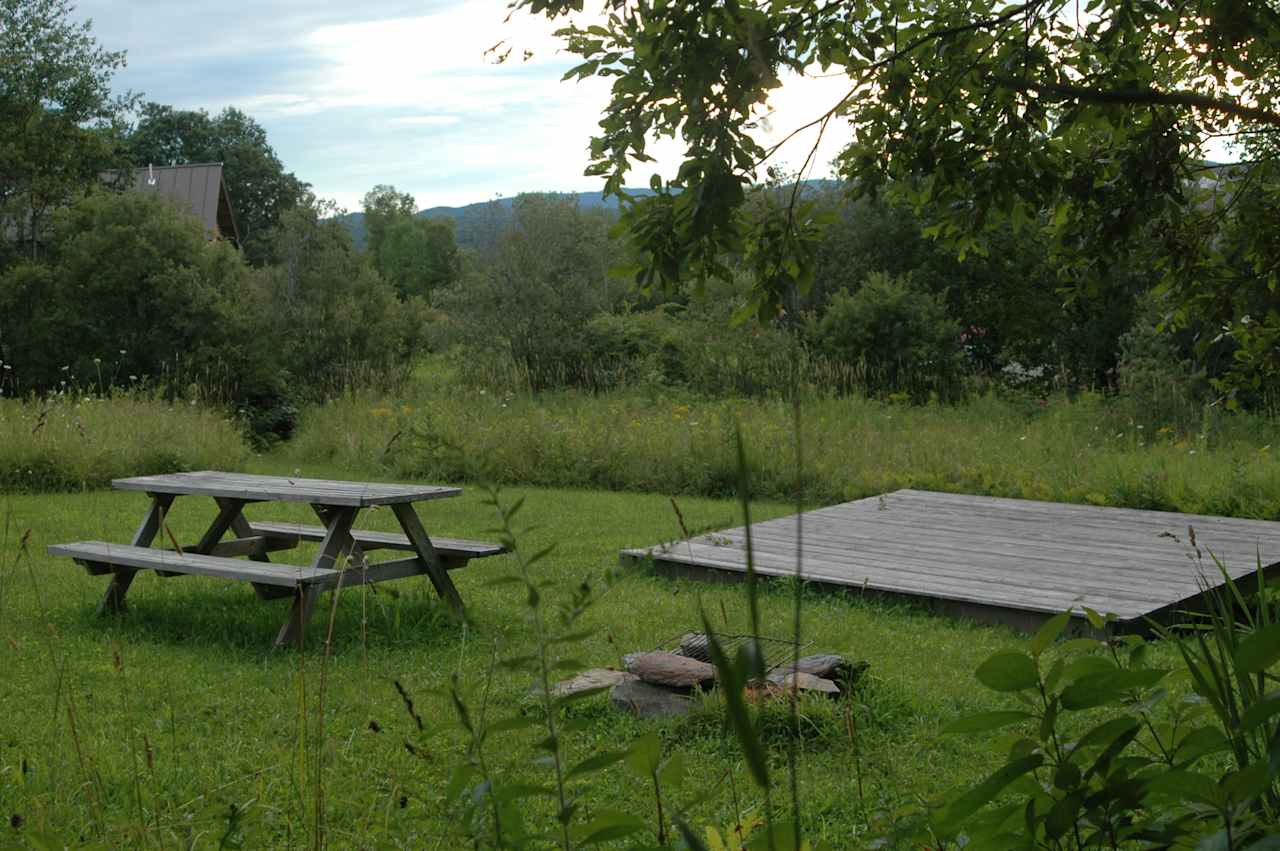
[47,471,507,647]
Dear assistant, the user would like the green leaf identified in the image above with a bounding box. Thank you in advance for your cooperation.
[658,751,686,789]
[702,613,770,789]
[490,783,556,802]
[1241,693,1280,731]
[975,652,1039,693]
[1044,791,1085,840]
[1222,761,1272,803]
[486,715,540,735]
[941,754,1044,828]
[576,811,645,846]
[943,711,1035,734]
[1173,726,1230,764]
[553,685,614,706]
[1146,770,1219,807]
[1072,716,1141,752]
[625,732,662,778]
[1031,612,1072,657]
[1061,669,1169,710]
[444,764,478,801]
[1234,623,1280,673]
[566,750,628,780]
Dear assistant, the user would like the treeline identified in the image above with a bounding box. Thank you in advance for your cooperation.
[0,2,434,445]
[434,185,1218,424]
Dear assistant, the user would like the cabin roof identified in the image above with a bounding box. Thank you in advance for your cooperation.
[126,163,240,246]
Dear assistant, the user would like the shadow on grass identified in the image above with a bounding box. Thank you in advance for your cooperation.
[56,580,473,656]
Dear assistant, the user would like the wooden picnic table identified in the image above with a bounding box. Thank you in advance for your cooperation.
[47,471,506,647]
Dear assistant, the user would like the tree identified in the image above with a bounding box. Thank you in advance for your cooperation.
[0,0,135,263]
[377,215,462,300]
[0,192,255,392]
[360,184,417,260]
[436,193,624,388]
[125,103,309,263]
[519,0,1280,399]
[261,193,427,396]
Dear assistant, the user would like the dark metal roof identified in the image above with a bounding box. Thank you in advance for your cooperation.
[127,163,241,247]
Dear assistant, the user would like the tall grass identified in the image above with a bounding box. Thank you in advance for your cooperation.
[286,388,1280,518]
[0,393,248,492]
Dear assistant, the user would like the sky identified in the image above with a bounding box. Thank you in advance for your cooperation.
[76,0,850,213]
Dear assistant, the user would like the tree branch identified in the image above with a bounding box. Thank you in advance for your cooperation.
[755,1,1039,168]
[1002,78,1280,128]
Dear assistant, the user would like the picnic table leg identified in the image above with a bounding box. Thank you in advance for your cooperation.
[274,505,357,649]
[390,503,464,616]
[99,492,175,614]
[213,497,270,560]
[211,497,294,599]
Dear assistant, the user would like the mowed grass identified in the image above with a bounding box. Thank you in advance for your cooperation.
[1,457,1053,848]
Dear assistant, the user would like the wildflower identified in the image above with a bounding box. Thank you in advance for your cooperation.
[128,375,137,381]
[371,407,392,418]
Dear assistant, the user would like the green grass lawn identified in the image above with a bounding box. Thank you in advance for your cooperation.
[0,456,1056,848]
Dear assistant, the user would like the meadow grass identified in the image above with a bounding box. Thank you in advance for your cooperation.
[4,370,1276,846]
[0,394,248,493]
[286,383,1280,519]
[0,454,1147,848]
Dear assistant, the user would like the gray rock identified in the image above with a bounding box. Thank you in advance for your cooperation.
[767,654,866,686]
[625,651,717,690]
[610,679,694,719]
[547,668,636,700]
[768,672,840,695]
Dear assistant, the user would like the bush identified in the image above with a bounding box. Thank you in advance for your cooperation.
[813,272,964,401]
[260,198,429,400]
[0,191,257,394]
[0,191,427,447]
[1116,295,1211,427]
[435,194,626,390]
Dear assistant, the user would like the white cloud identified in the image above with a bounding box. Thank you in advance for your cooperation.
[86,0,854,208]
[390,115,462,127]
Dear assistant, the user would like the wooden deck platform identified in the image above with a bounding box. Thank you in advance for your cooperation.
[620,489,1280,632]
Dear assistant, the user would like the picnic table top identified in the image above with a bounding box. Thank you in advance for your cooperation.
[112,471,461,507]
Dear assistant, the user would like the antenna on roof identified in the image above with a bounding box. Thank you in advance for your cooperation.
[146,164,156,186]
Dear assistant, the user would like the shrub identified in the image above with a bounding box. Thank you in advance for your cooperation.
[0,191,257,394]
[435,193,626,390]
[1116,295,1211,427]
[813,272,964,401]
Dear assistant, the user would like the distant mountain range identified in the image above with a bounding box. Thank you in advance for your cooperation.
[335,188,659,251]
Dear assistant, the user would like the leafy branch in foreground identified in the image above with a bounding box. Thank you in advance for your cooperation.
[516,0,1280,395]
[401,488,640,849]
[929,563,1280,849]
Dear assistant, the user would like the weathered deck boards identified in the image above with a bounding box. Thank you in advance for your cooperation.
[620,489,1280,632]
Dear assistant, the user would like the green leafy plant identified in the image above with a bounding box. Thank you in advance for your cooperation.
[932,563,1280,849]
[401,488,644,849]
